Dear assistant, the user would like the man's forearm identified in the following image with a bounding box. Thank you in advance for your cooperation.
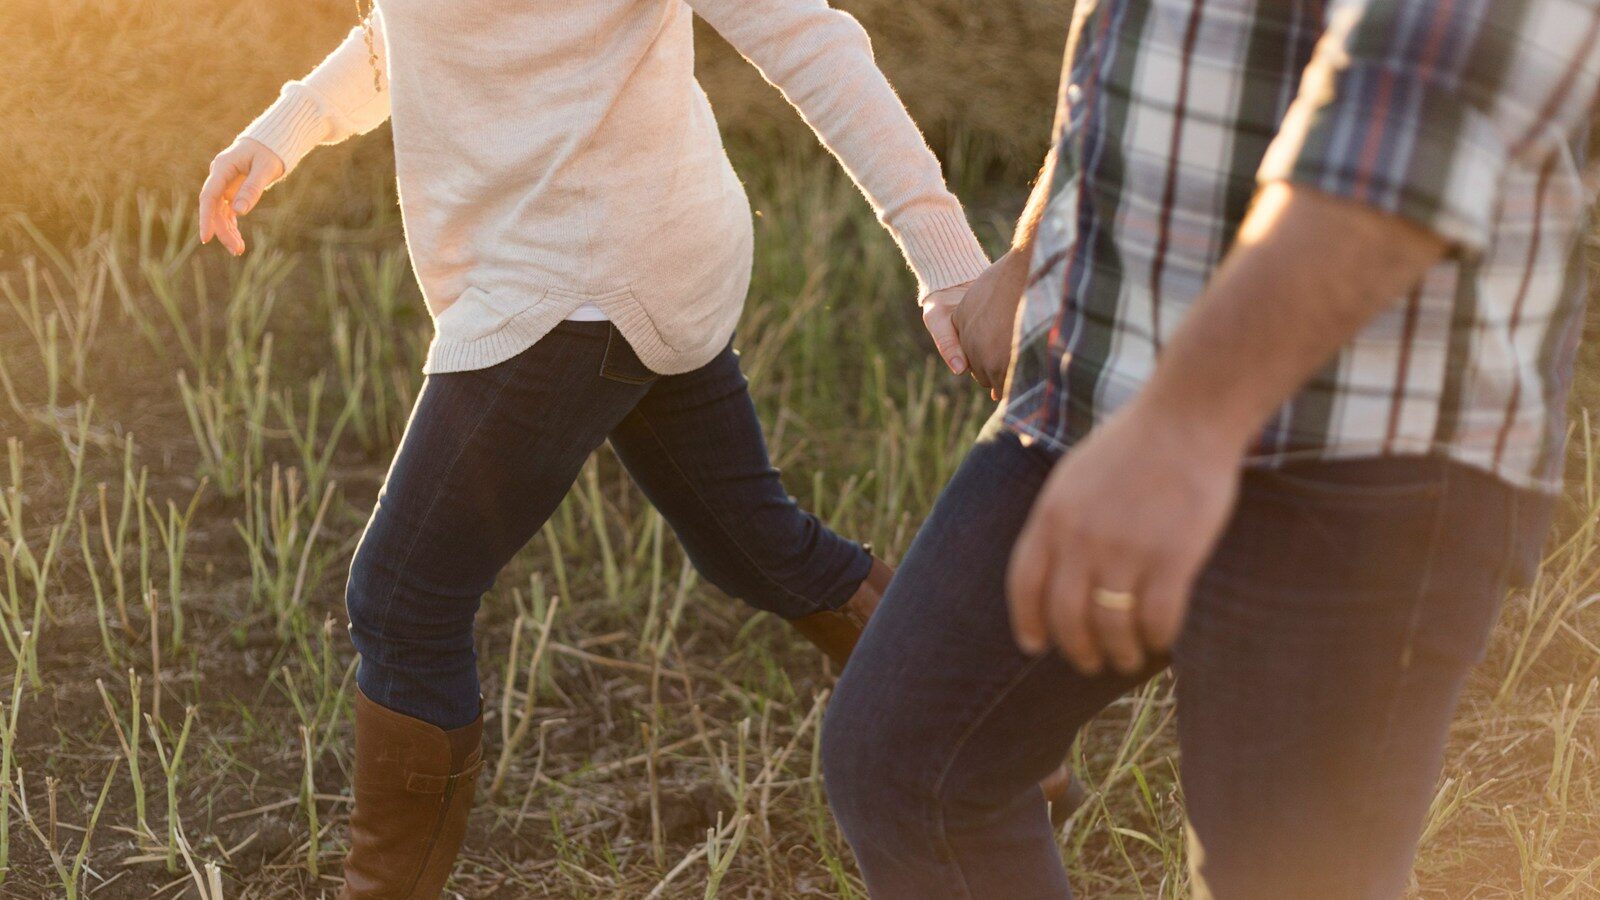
[1135,182,1449,457]
[1012,146,1059,252]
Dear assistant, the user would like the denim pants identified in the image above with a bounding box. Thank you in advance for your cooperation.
[822,424,1553,899]
[347,321,872,730]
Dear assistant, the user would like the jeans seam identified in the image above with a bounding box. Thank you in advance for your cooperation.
[364,361,523,707]
[1356,463,1455,895]
[627,404,816,606]
[928,654,1052,900]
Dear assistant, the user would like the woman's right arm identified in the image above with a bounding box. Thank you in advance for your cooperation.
[200,12,392,254]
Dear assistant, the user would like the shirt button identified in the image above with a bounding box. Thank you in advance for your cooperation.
[1065,83,1083,105]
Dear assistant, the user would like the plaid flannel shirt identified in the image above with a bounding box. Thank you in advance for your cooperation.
[1004,0,1600,492]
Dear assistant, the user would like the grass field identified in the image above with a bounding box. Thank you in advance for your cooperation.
[3,1,1600,897]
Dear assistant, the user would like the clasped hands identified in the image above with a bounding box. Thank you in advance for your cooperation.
[920,249,1243,678]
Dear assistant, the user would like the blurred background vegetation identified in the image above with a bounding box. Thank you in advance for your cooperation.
[0,0,1067,231]
[1,1,1597,898]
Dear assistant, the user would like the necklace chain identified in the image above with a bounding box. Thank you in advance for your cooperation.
[355,0,382,92]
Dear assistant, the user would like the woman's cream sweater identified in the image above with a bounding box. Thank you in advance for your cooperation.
[242,0,989,375]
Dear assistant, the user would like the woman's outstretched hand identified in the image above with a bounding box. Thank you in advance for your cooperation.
[198,138,286,256]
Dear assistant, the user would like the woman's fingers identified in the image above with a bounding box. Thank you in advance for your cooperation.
[216,170,248,255]
[921,292,968,375]
[197,160,233,245]
[200,144,282,255]
[232,152,283,217]
[199,158,241,250]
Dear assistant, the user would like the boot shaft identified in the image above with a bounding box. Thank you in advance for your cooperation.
[341,689,483,900]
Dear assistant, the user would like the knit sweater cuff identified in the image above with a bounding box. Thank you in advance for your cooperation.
[890,204,992,299]
[240,86,331,175]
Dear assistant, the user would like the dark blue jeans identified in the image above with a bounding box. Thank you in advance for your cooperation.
[347,321,872,730]
[823,423,1553,899]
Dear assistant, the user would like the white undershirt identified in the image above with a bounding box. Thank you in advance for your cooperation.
[565,302,609,322]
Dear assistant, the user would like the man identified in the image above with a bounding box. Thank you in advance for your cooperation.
[824,1,1599,897]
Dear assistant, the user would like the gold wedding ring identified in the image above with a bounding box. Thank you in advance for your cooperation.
[1091,588,1137,612]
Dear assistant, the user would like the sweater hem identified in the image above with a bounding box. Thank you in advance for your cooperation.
[422,288,735,377]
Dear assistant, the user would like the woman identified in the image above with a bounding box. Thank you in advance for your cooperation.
[199,2,1061,896]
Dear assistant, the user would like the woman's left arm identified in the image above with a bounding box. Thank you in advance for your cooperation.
[686,0,990,302]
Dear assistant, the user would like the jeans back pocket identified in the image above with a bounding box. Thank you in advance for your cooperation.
[600,325,656,385]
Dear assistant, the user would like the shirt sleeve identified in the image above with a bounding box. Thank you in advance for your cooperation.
[239,11,394,175]
[684,0,989,297]
[1258,0,1600,253]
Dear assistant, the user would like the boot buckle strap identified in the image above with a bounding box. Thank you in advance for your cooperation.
[405,756,484,794]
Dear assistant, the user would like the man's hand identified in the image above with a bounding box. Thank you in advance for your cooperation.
[1003,183,1449,676]
[953,248,1029,400]
[1005,398,1242,674]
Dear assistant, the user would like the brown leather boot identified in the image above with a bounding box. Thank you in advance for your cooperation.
[340,688,484,900]
[786,555,893,667]
[1041,761,1090,828]
[788,555,1091,825]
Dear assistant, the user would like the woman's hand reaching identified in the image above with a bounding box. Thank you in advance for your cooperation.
[198,138,286,255]
[922,283,973,376]
[923,248,1030,399]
